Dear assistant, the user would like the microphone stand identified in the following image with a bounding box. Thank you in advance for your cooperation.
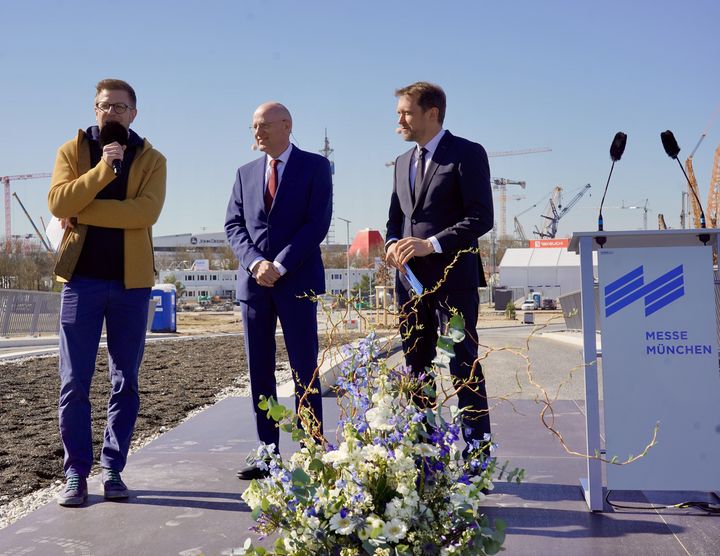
[596,161,616,248]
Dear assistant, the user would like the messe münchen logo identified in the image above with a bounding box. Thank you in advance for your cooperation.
[604,264,685,318]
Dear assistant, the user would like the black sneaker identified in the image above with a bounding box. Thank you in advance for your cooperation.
[57,475,88,507]
[102,468,129,500]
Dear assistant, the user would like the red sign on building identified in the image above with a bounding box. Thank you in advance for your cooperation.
[529,238,570,249]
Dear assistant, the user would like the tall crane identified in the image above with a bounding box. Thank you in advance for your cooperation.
[513,216,528,242]
[685,105,720,228]
[488,147,552,158]
[534,184,591,239]
[491,178,526,238]
[706,144,720,228]
[1,173,52,241]
[318,130,336,244]
[621,199,651,230]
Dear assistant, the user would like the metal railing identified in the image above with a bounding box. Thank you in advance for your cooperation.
[0,289,61,337]
[0,289,159,337]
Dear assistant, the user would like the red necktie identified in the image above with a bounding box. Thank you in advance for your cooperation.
[264,159,280,211]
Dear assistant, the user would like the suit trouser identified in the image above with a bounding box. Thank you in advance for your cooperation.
[398,286,491,446]
[240,291,322,448]
[58,277,150,478]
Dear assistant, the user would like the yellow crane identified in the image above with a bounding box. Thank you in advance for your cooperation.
[706,144,720,228]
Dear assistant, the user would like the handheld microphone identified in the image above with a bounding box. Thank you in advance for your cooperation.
[661,130,706,229]
[99,121,129,176]
[596,132,627,247]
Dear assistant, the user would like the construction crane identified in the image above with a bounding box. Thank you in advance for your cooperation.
[658,214,668,230]
[1,173,52,242]
[12,192,52,252]
[318,130,336,244]
[488,147,552,158]
[513,216,528,242]
[491,178,526,238]
[706,144,720,228]
[534,184,591,239]
[685,106,720,228]
[621,199,651,230]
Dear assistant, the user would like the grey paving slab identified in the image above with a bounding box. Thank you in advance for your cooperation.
[2,396,717,555]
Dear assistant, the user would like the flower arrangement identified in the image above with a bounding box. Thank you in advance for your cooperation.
[237,316,521,555]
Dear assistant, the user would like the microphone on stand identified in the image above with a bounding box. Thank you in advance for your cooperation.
[596,132,627,247]
[661,130,706,229]
[99,121,129,176]
[661,130,709,244]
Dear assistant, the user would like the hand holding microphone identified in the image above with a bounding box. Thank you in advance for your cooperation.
[99,121,129,176]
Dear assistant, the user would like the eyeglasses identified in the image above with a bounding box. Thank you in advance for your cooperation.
[95,102,135,114]
[250,119,288,132]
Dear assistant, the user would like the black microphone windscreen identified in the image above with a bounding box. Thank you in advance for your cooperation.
[661,130,681,159]
[610,132,627,162]
[99,121,129,147]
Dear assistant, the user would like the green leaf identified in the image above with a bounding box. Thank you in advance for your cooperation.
[308,459,325,472]
[292,468,311,486]
[268,403,286,422]
[448,312,465,333]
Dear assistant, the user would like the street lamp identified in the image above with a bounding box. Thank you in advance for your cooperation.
[337,217,351,305]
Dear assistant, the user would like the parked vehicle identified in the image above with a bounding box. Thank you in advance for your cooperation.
[541,298,557,310]
[521,300,536,311]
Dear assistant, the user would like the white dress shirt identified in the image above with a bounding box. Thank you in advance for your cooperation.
[387,129,445,254]
[250,143,294,276]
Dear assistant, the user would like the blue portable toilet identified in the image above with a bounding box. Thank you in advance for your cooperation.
[151,284,177,332]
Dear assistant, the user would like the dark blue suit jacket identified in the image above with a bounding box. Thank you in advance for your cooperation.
[225,146,333,301]
[386,131,493,292]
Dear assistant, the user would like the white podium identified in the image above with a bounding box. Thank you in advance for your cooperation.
[569,229,720,511]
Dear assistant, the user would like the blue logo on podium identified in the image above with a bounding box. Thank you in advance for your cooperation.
[604,264,684,318]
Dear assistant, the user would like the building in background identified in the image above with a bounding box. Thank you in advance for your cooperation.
[348,228,384,262]
[498,246,598,300]
[159,267,376,303]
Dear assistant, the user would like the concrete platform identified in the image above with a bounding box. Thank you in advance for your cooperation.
[1,395,718,555]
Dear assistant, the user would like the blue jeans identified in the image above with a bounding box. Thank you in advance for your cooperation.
[58,277,150,478]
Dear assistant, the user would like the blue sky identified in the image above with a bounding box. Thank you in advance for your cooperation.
[2,0,719,243]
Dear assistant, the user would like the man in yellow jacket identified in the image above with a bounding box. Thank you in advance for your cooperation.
[48,79,166,506]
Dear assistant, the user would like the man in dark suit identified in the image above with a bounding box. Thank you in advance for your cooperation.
[225,102,332,479]
[385,82,494,452]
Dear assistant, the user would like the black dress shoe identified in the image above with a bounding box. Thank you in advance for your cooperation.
[237,463,271,480]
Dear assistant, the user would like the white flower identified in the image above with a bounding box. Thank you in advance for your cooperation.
[383,517,408,543]
[322,442,352,465]
[361,443,388,462]
[414,443,439,457]
[329,511,356,535]
[365,405,394,431]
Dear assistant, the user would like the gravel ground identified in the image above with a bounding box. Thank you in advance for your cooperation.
[0,332,360,528]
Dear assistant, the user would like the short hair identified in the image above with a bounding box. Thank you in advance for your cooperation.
[95,79,137,107]
[395,81,446,124]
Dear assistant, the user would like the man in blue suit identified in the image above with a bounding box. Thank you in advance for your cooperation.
[385,82,494,453]
[225,102,332,480]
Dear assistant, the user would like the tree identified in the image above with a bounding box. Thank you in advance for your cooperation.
[351,274,373,302]
[163,274,186,296]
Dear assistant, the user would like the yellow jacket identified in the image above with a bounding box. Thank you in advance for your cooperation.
[48,129,167,288]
